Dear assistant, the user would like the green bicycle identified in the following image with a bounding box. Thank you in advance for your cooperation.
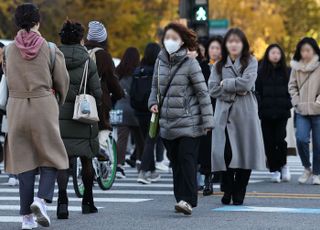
[73,130,117,198]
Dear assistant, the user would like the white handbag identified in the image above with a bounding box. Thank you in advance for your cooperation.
[1,115,8,133]
[72,60,99,124]
[0,75,8,111]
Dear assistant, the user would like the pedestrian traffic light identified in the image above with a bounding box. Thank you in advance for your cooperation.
[190,0,209,39]
[194,5,208,21]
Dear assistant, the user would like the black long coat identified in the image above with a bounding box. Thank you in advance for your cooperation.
[256,66,292,120]
[59,44,102,158]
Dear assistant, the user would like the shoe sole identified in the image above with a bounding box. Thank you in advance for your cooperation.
[298,179,311,184]
[22,224,38,230]
[137,179,151,184]
[30,203,50,227]
[116,174,126,179]
[298,174,312,184]
[203,191,213,196]
[57,214,68,219]
[174,205,192,215]
[156,167,169,171]
[149,176,161,182]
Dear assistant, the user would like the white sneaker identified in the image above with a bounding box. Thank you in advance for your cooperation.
[298,169,312,184]
[21,214,37,230]
[147,171,161,182]
[271,172,281,183]
[156,161,169,172]
[312,175,320,185]
[137,171,151,184]
[174,200,192,215]
[30,197,50,227]
[281,165,291,182]
[8,177,18,186]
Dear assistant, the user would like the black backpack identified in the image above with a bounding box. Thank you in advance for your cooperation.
[130,66,154,113]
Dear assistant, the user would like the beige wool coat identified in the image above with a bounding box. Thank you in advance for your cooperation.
[4,42,70,174]
[289,56,320,116]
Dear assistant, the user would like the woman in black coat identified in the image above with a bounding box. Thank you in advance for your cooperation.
[57,20,102,219]
[198,36,223,196]
[256,44,292,183]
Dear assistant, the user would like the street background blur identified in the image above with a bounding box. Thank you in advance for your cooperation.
[1,0,320,59]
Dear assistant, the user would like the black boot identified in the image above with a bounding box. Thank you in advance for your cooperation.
[82,190,98,214]
[232,188,246,205]
[203,174,214,196]
[57,191,69,219]
[221,169,235,205]
[232,169,251,205]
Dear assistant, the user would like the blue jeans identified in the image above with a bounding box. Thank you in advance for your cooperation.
[295,114,320,175]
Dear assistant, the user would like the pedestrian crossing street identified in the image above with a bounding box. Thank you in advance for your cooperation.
[0,156,304,223]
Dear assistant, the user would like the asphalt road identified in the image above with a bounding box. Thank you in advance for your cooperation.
[0,156,320,230]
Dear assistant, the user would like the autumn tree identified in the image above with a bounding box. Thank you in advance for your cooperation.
[209,0,320,59]
[0,0,173,57]
[276,0,320,59]
[209,0,286,58]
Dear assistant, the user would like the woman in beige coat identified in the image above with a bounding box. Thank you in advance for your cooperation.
[3,3,69,229]
[289,37,320,185]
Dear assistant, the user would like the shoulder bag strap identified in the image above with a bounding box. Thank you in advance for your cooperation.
[159,57,188,108]
[156,60,161,104]
[47,42,56,74]
[78,60,89,95]
[298,71,314,91]
[2,45,9,75]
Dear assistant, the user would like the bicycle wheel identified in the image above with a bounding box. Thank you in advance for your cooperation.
[72,157,85,198]
[97,136,117,190]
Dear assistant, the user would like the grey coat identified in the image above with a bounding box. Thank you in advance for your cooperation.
[148,48,214,140]
[208,56,266,171]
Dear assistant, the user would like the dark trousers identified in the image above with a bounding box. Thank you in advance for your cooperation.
[138,115,164,172]
[18,167,57,215]
[57,156,94,204]
[222,131,251,196]
[198,132,212,175]
[163,137,200,207]
[261,118,288,172]
[117,125,144,164]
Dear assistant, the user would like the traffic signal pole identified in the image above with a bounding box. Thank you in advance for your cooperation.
[179,0,209,39]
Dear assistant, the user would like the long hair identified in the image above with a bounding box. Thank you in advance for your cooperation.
[162,22,198,51]
[216,28,251,75]
[141,43,161,66]
[259,44,288,79]
[205,35,223,60]
[293,37,320,61]
[115,47,140,79]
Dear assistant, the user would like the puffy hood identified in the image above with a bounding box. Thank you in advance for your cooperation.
[290,55,320,72]
[15,30,45,60]
[59,44,89,70]
[158,48,188,65]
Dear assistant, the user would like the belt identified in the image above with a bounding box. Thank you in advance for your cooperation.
[9,90,53,99]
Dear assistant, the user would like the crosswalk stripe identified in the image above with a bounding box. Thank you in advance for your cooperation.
[213,206,320,214]
[0,216,21,223]
[0,205,102,211]
[0,197,152,203]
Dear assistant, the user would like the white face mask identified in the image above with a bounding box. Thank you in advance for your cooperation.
[164,39,182,54]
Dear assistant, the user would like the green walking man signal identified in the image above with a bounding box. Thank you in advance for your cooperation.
[195,6,208,21]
